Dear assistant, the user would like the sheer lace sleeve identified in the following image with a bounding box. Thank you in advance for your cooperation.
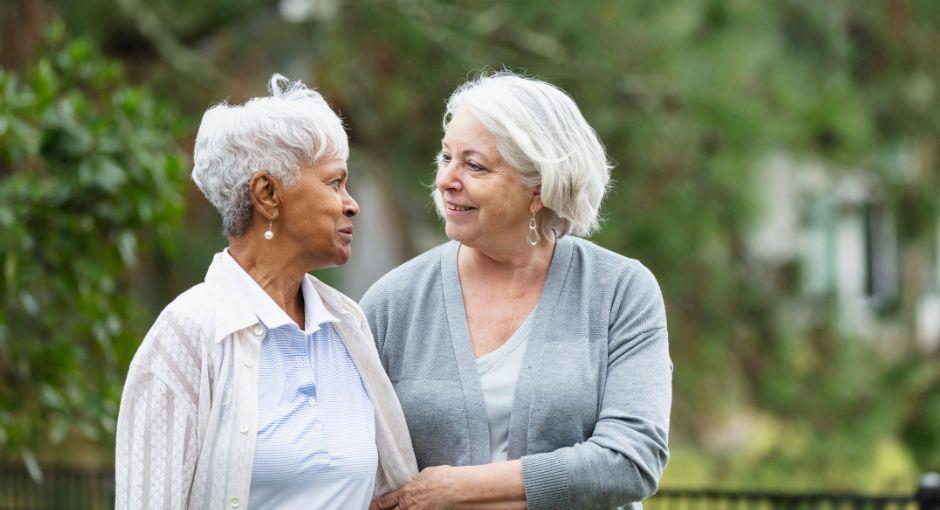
[115,310,203,510]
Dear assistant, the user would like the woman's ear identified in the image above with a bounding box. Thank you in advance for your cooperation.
[530,185,543,215]
[248,172,280,221]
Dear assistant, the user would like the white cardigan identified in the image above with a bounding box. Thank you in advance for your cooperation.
[115,253,417,509]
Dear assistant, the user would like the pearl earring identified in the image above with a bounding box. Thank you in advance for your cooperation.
[263,220,274,240]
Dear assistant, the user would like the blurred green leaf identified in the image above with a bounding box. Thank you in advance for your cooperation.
[0,25,187,466]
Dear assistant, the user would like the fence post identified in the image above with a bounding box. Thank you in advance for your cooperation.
[918,472,940,510]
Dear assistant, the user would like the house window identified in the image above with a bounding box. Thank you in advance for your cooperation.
[861,201,899,309]
[802,195,837,295]
[802,193,899,313]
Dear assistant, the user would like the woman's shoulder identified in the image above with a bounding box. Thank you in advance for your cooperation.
[566,236,659,289]
[161,281,221,330]
[566,237,666,330]
[143,282,223,353]
[360,241,453,304]
[124,282,221,388]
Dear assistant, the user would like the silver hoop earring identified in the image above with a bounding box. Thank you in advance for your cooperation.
[527,212,540,247]
[263,220,274,240]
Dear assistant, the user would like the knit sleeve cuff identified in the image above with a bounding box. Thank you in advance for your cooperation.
[521,451,571,510]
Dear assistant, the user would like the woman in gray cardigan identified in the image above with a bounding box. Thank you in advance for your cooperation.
[361,72,672,510]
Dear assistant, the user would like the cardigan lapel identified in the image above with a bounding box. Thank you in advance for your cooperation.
[440,241,492,466]
[506,236,573,459]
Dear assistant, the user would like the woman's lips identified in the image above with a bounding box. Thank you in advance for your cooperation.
[445,203,477,218]
[338,227,353,241]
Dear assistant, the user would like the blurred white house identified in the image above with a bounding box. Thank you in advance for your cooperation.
[749,154,940,352]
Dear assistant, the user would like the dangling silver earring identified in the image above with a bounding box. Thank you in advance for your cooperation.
[527,212,540,247]
[263,220,274,240]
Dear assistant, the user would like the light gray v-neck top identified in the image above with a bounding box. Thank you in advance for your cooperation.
[476,310,534,463]
[360,236,672,510]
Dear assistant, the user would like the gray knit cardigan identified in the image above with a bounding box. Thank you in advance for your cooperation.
[359,236,672,510]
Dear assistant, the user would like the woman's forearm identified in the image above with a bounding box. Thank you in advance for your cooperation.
[450,460,527,509]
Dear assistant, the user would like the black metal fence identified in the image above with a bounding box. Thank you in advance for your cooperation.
[0,466,937,509]
[0,466,114,510]
[649,489,918,509]
[647,474,940,510]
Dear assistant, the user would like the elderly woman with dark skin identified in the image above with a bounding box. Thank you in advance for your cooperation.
[362,72,672,510]
[115,75,416,510]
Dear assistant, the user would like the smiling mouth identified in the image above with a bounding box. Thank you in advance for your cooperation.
[447,204,476,212]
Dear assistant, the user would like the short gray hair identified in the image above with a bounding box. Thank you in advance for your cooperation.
[191,74,348,237]
[434,71,612,237]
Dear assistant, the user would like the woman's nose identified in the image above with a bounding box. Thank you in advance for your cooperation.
[435,161,462,193]
[343,191,360,217]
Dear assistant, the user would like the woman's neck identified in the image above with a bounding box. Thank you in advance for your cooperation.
[228,237,306,328]
[459,235,556,285]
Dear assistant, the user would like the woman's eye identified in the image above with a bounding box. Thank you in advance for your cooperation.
[438,152,452,165]
[467,161,485,172]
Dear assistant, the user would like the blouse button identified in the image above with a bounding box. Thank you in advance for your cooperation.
[243,358,254,367]
[239,424,249,434]
[252,325,264,336]
[230,497,240,507]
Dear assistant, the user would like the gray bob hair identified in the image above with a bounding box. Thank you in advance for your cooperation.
[434,71,612,237]
[191,74,348,237]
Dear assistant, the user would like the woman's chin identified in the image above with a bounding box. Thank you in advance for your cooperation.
[335,247,352,266]
[443,224,469,243]
[309,247,351,270]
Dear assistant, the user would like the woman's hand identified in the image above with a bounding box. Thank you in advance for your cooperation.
[370,490,401,510]
[397,465,460,510]
[394,461,525,509]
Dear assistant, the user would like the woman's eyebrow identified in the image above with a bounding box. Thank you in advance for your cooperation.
[325,166,347,180]
[440,141,493,162]
[461,149,493,164]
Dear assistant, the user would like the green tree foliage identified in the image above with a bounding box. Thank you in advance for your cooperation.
[33,0,940,489]
[0,23,187,470]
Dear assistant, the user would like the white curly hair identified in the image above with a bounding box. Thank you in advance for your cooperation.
[191,74,348,237]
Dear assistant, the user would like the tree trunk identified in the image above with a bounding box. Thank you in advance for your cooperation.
[0,0,48,70]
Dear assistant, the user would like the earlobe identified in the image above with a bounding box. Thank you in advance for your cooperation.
[529,194,543,215]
